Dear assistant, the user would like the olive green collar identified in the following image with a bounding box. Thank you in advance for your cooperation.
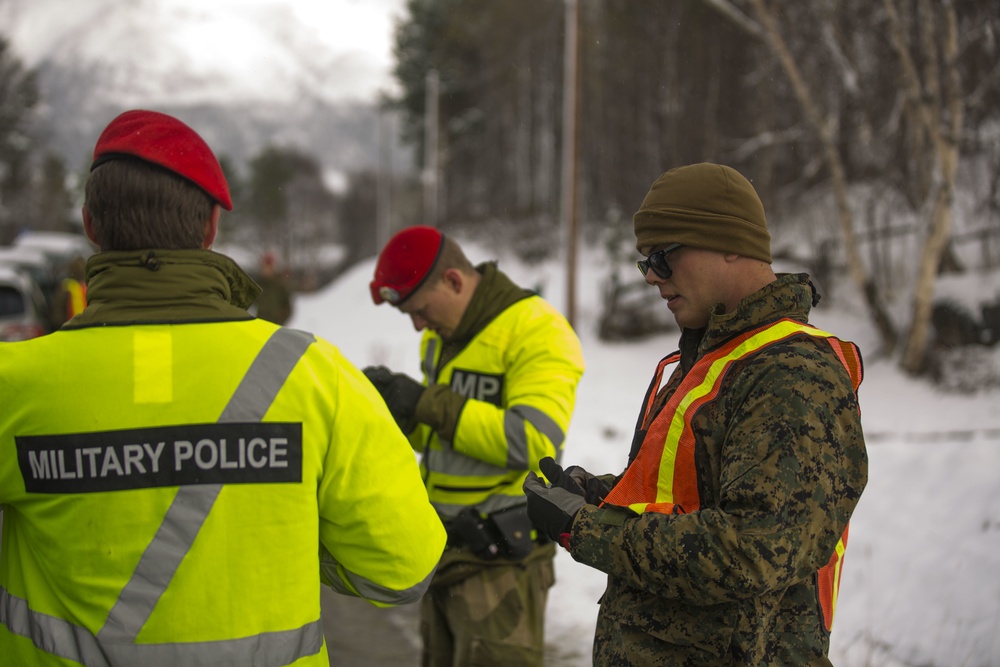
[680,273,816,362]
[434,262,533,367]
[64,249,262,329]
[449,262,533,344]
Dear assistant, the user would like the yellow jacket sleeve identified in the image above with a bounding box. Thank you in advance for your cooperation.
[313,340,445,605]
[451,305,584,471]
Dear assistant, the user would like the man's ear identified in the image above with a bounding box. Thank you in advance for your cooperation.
[203,205,221,248]
[442,268,464,293]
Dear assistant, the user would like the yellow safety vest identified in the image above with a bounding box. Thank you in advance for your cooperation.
[603,318,863,631]
[0,322,445,666]
[411,295,585,520]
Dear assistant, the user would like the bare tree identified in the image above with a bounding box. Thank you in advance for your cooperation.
[389,0,997,369]
[884,0,965,374]
[702,0,899,353]
[0,36,40,243]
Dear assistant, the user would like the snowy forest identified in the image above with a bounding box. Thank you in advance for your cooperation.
[390,0,1000,381]
[2,0,1000,383]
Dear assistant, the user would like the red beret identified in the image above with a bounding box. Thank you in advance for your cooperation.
[91,109,232,210]
[370,226,444,305]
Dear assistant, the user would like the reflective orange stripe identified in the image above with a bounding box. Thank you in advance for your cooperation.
[605,319,841,512]
[817,338,862,631]
[602,318,862,630]
[818,525,848,631]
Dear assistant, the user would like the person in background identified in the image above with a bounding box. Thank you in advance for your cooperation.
[523,163,868,665]
[0,109,445,666]
[365,226,585,666]
[50,254,88,328]
[254,251,293,325]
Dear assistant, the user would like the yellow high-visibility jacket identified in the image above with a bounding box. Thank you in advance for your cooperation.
[409,264,585,520]
[0,249,445,667]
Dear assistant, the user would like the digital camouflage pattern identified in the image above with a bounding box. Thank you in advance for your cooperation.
[421,542,556,667]
[569,274,868,666]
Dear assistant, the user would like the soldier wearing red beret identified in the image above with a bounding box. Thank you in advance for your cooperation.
[0,110,446,666]
[364,226,586,666]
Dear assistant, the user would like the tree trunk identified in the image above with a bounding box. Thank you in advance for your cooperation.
[747,0,899,353]
[898,0,965,374]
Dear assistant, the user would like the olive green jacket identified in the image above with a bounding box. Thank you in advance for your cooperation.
[66,249,260,328]
[571,274,868,666]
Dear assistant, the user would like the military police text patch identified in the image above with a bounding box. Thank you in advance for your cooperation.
[450,370,504,406]
[16,422,303,493]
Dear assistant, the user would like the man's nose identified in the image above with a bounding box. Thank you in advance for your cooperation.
[644,269,664,286]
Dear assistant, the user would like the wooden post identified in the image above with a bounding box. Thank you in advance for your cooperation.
[423,69,440,228]
[560,0,580,326]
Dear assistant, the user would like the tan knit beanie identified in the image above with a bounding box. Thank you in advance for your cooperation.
[633,163,772,263]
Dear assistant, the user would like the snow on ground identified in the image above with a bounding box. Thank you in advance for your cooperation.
[291,236,1000,667]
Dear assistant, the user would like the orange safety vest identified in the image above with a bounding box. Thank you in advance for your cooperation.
[602,318,863,631]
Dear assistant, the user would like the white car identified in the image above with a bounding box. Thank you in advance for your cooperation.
[0,264,50,341]
[0,246,57,297]
[13,230,95,270]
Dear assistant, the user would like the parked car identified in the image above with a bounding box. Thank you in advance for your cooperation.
[13,230,95,271]
[0,264,50,341]
[0,246,58,299]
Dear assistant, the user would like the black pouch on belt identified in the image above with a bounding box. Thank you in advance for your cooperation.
[449,507,501,560]
[487,504,535,560]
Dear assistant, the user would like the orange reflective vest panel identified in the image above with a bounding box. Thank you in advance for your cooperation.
[602,318,863,631]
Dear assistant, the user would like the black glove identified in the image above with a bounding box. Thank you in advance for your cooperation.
[565,465,611,505]
[363,366,394,392]
[363,366,425,433]
[523,457,586,549]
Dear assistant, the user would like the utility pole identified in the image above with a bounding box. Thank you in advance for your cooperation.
[423,69,440,228]
[560,0,580,327]
[376,99,394,250]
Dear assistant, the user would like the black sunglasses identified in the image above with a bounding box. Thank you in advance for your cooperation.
[637,244,684,279]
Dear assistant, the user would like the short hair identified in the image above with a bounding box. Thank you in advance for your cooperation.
[424,235,475,284]
[84,157,214,251]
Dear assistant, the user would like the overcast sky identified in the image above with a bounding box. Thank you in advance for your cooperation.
[0,0,408,104]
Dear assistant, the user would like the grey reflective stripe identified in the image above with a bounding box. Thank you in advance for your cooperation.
[434,494,526,520]
[98,484,222,643]
[3,328,318,667]
[421,338,439,384]
[99,620,323,666]
[0,586,323,667]
[425,446,509,478]
[217,328,314,424]
[320,549,438,606]
[423,407,563,475]
[505,405,564,469]
[1,584,111,667]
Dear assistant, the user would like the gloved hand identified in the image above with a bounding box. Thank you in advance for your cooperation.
[363,366,394,393]
[523,457,586,549]
[565,464,611,505]
[363,366,425,433]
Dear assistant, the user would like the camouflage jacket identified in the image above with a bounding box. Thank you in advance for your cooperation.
[569,273,868,666]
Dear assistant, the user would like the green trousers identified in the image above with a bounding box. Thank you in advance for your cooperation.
[420,542,556,667]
